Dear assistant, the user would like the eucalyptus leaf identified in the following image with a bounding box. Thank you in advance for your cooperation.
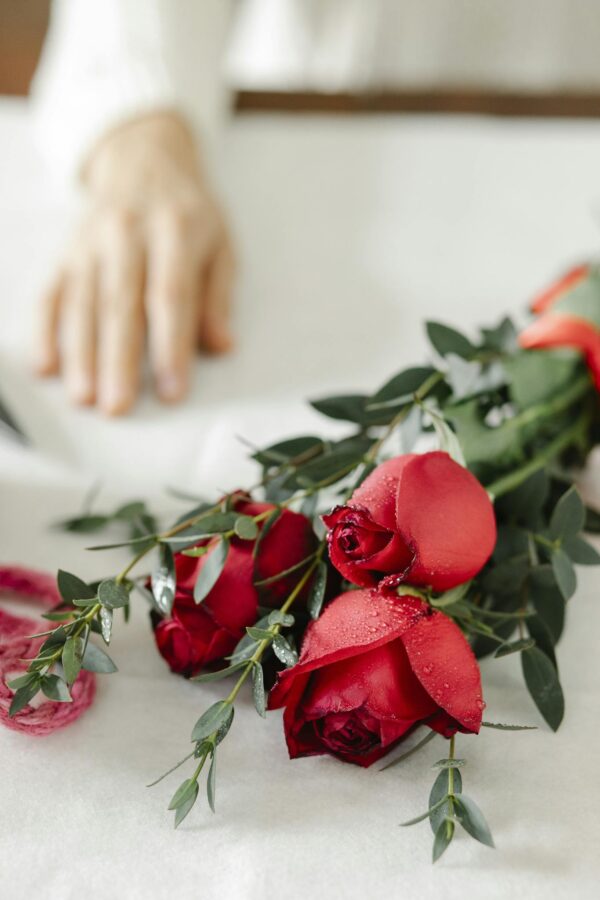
[272,634,298,667]
[151,544,176,615]
[521,646,564,731]
[174,781,199,828]
[57,570,95,604]
[234,515,259,540]
[8,679,40,715]
[81,641,118,673]
[168,778,197,810]
[97,579,130,610]
[494,638,535,658]
[562,534,600,565]
[194,538,229,604]
[191,701,234,743]
[62,635,84,684]
[191,661,247,683]
[207,753,217,813]
[550,486,585,540]
[454,795,494,848]
[307,560,327,619]
[429,768,462,834]
[40,674,72,703]
[433,819,455,863]
[267,610,295,627]
[100,607,113,644]
[426,321,475,359]
[551,548,577,601]
[252,663,266,718]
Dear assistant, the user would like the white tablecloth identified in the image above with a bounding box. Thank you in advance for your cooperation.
[1,100,600,899]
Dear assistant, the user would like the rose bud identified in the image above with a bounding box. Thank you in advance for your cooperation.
[323,451,496,592]
[520,264,600,389]
[269,587,484,767]
[153,499,316,676]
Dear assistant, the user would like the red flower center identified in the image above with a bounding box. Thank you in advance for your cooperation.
[313,709,380,757]
[336,520,391,560]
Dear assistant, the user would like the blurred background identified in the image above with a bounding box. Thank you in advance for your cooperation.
[6,0,600,115]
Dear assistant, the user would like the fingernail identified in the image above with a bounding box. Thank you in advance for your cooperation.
[100,383,133,416]
[158,372,186,403]
[69,374,96,406]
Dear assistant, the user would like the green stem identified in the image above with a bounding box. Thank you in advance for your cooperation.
[448,735,456,797]
[486,407,591,499]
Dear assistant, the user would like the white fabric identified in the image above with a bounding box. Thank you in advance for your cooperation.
[2,101,600,897]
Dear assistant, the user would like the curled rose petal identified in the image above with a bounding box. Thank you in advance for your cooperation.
[324,451,496,591]
[520,313,600,391]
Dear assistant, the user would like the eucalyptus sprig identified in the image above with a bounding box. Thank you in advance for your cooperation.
[151,546,325,828]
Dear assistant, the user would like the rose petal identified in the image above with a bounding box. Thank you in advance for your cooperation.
[351,455,416,530]
[400,610,483,734]
[269,589,427,709]
[396,452,496,591]
[531,264,589,314]
[520,313,600,390]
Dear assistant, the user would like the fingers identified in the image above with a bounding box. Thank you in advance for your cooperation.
[97,212,145,415]
[198,238,235,355]
[146,212,198,403]
[62,259,97,405]
[34,271,64,376]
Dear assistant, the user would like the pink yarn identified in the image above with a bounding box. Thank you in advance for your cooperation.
[0,565,96,736]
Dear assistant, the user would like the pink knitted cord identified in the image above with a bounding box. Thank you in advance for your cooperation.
[0,565,96,736]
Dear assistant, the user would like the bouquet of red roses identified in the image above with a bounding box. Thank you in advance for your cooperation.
[5,261,600,862]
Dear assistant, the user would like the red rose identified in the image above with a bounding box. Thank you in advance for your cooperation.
[520,264,600,390]
[323,451,496,592]
[269,587,483,767]
[154,499,316,676]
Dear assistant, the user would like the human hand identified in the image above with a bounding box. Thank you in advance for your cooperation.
[34,111,235,415]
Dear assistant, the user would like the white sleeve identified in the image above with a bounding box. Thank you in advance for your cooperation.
[32,0,233,184]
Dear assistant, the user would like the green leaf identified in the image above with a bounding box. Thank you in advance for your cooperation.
[62,635,84,684]
[504,348,582,409]
[307,560,327,619]
[293,450,363,488]
[99,607,113,644]
[191,661,247,683]
[252,509,283,561]
[550,486,585,540]
[526,614,557,668]
[234,515,259,540]
[401,796,449,828]
[7,673,37,691]
[423,404,466,466]
[114,500,147,520]
[246,626,273,642]
[482,721,537,731]
[551,548,577,600]
[40,674,72,703]
[97,579,129,610]
[151,544,176,615]
[309,394,371,425]
[166,512,237,544]
[528,565,565,642]
[494,638,535,658]
[521,646,564,731]
[252,435,323,468]
[81,641,118,673]
[8,679,40,715]
[174,781,199,829]
[194,537,229,604]
[57,570,95,604]
[191,701,234,743]
[426,321,475,359]
[267,610,295,627]
[429,768,462,834]
[433,819,455,863]
[454,795,494,848]
[272,634,298,667]
[432,758,466,769]
[207,753,217,813]
[168,778,197,810]
[562,534,600,565]
[59,514,108,534]
[369,366,436,407]
[252,663,266,718]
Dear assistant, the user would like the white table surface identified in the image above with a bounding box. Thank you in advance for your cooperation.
[1,99,600,899]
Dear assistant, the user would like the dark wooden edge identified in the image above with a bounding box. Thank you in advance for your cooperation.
[235,88,600,118]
